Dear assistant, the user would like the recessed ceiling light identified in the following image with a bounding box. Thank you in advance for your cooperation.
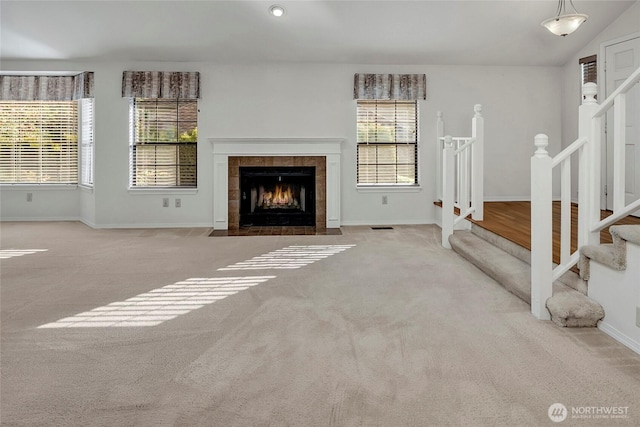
[269,5,286,17]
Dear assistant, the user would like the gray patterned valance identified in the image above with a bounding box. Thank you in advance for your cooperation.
[121,71,200,99]
[0,72,94,101]
[353,74,426,100]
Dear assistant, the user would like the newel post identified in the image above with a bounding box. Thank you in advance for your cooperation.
[578,82,601,248]
[471,104,484,221]
[441,135,455,249]
[436,111,444,201]
[531,134,552,320]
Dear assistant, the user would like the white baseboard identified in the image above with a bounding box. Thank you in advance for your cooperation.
[484,196,531,202]
[598,321,640,355]
[94,222,213,229]
[79,218,97,229]
[0,218,212,229]
[482,196,570,203]
[0,216,80,222]
[340,219,435,227]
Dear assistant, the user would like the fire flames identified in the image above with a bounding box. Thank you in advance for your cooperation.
[259,184,299,208]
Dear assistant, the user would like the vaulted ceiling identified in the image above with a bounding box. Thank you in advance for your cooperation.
[1,1,636,66]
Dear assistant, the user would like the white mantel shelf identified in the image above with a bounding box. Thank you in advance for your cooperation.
[209,138,344,230]
[209,138,344,155]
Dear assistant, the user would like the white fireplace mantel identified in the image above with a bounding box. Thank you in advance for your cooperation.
[209,138,344,230]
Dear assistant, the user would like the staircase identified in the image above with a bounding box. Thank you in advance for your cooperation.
[438,66,640,349]
[449,223,604,327]
[579,225,640,353]
[579,224,640,280]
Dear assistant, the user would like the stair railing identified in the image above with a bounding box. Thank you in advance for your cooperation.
[530,66,640,320]
[439,104,484,249]
[590,67,640,229]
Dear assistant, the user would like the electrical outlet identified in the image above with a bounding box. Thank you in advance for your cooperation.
[26,193,33,202]
[175,198,181,208]
[382,195,388,205]
[162,198,169,207]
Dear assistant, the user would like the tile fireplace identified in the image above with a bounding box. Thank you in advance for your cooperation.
[210,138,343,230]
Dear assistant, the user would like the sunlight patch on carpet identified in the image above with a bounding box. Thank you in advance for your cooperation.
[217,244,356,271]
[37,276,276,328]
[0,249,48,259]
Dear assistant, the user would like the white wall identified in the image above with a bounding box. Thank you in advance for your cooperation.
[588,241,640,355]
[0,60,562,227]
[79,187,96,227]
[562,1,640,201]
[562,1,640,144]
[0,186,79,221]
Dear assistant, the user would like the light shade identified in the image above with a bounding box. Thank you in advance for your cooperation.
[541,13,588,36]
[269,5,286,17]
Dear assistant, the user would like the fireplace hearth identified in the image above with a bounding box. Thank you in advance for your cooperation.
[240,166,315,226]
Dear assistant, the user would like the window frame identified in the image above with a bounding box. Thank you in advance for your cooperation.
[356,99,419,187]
[79,98,94,187]
[0,100,80,185]
[128,98,198,189]
[579,54,597,86]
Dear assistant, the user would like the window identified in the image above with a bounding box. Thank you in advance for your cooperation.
[80,98,94,187]
[357,100,418,185]
[580,54,597,85]
[129,98,197,188]
[0,101,78,184]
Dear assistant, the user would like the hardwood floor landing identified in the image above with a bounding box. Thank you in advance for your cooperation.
[466,201,640,265]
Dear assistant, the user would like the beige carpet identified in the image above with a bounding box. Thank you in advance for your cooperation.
[1,222,640,426]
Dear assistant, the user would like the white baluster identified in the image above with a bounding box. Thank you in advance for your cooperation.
[531,134,552,320]
[560,157,571,265]
[471,104,484,221]
[436,111,444,201]
[442,136,455,249]
[459,139,469,214]
[455,138,461,206]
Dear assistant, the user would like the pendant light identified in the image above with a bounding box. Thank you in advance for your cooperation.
[541,0,588,37]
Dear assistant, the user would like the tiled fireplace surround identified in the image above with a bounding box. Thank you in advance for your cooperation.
[210,139,343,231]
[229,156,325,229]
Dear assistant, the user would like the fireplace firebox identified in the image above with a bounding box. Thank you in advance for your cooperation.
[240,166,315,226]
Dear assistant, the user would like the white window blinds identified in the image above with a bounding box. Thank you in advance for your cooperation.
[579,55,597,85]
[357,100,418,185]
[0,101,78,184]
[129,98,197,187]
